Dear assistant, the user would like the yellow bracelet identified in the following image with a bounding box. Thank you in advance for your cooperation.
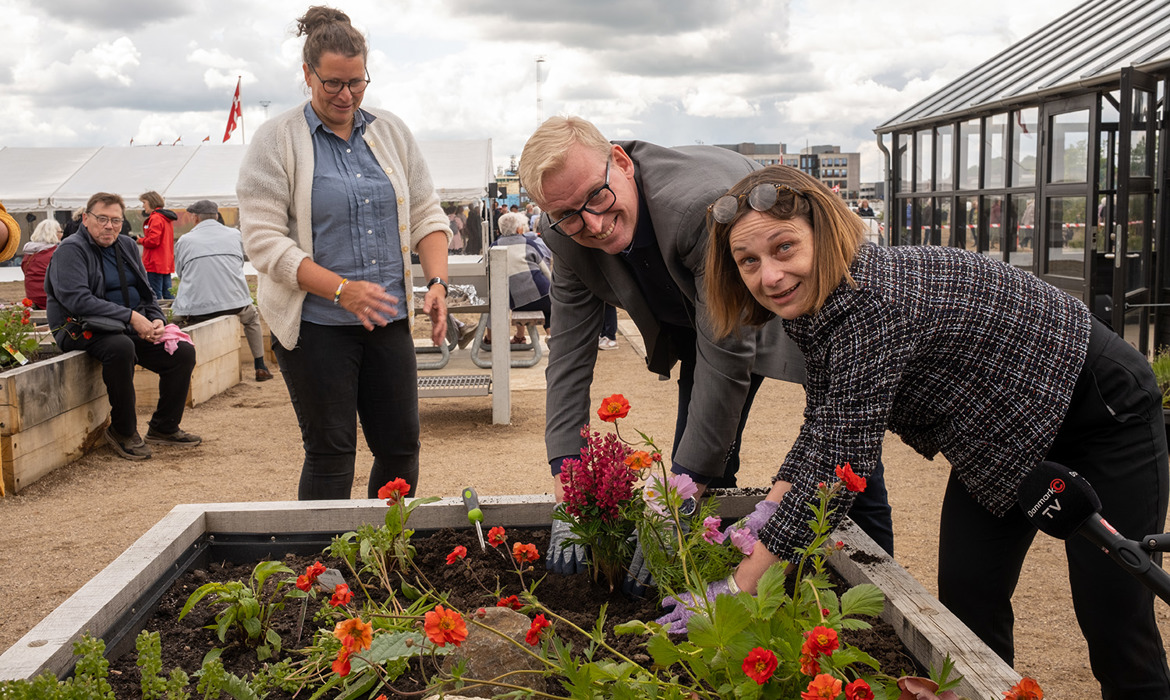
[333,278,348,306]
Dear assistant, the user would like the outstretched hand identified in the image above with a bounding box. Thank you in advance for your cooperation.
[655,576,737,635]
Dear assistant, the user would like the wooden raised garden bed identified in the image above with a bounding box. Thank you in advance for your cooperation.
[0,315,241,495]
[0,494,1020,696]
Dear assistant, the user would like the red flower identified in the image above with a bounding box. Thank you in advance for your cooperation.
[802,625,839,659]
[835,463,867,492]
[802,674,842,700]
[296,561,327,592]
[329,584,353,607]
[596,393,630,422]
[512,542,539,564]
[377,478,411,505]
[525,614,551,645]
[496,595,523,610]
[845,678,874,700]
[741,647,778,685]
[333,617,373,652]
[20,317,29,325]
[20,298,33,308]
[446,545,467,564]
[799,653,819,676]
[1004,677,1044,700]
[424,605,468,647]
[82,330,93,340]
[625,451,652,470]
[487,526,507,547]
[331,647,351,677]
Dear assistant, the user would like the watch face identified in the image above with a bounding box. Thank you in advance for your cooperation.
[679,497,697,516]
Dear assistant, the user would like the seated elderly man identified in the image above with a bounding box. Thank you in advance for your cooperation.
[45,192,200,461]
[172,200,273,382]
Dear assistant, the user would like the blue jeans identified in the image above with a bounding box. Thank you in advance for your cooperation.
[273,320,420,500]
[147,272,172,300]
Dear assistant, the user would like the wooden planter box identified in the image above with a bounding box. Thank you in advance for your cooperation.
[0,495,1020,696]
[0,316,241,495]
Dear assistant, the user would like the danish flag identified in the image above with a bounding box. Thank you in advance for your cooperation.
[223,77,243,143]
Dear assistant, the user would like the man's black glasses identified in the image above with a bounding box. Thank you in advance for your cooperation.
[709,183,803,224]
[546,156,616,237]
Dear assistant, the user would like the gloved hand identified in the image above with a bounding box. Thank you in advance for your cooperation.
[546,506,588,575]
[655,575,739,634]
[728,500,779,538]
[623,499,694,597]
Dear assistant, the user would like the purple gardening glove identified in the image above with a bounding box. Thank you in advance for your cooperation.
[655,575,738,634]
[727,499,779,538]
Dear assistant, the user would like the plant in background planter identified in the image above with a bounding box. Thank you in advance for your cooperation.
[0,299,39,368]
[1152,348,1170,409]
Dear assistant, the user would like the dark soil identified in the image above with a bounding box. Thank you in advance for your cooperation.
[104,528,919,698]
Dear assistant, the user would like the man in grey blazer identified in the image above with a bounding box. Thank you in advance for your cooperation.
[518,117,893,586]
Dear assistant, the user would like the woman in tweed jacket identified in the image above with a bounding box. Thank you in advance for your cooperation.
[685,165,1169,697]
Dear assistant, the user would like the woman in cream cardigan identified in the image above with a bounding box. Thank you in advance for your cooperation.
[237,5,450,500]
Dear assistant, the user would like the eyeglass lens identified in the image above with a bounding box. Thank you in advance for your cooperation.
[711,183,800,224]
[89,213,123,228]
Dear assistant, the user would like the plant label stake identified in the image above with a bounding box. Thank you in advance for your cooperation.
[462,487,486,551]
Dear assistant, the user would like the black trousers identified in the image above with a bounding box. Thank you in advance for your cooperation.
[273,320,420,501]
[938,318,1170,699]
[61,331,195,437]
[668,325,896,555]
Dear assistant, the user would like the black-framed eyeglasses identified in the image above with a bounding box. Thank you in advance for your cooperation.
[709,183,804,224]
[86,212,124,228]
[309,63,371,95]
[546,156,616,237]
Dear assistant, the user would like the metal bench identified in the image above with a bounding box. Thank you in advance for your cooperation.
[468,310,545,369]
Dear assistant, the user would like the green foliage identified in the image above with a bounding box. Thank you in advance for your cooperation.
[1151,347,1170,407]
[178,559,300,661]
[135,631,189,700]
[0,634,113,700]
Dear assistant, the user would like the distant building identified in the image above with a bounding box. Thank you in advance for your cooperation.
[716,142,863,205]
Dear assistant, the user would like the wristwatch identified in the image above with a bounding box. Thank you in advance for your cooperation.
[426,277,448,295]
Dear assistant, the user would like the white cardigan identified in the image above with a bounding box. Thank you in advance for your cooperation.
[236,102,450,348]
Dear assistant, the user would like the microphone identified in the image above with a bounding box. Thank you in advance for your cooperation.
[1017,460,1170,604]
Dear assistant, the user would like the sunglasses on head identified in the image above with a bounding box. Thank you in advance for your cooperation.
[709,183,804,224]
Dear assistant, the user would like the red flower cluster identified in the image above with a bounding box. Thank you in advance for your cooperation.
[799,625,839,676]
[296,561,327,592]
[596,393,630,422]
[559,427,638,523]
[741,647,778,684]
[377,478,411,505]
[525,614,550,645]
[512,542,539,564]
[424,605,468,647]
[835,463,866,493]
[496,594,523,610]
[1004,677,1044,700]
[331,617,373,677]
[329,584,353,607]
[487,526,507,547]
[446,546,467,564]
[845,678,874,700]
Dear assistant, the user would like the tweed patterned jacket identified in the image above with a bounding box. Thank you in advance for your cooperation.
[757,244,1091,561]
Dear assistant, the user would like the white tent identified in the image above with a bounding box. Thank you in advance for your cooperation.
[0,139,494,214]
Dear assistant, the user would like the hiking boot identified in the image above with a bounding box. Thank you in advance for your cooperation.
[146,427,203,447]
[105,427,152,461]
[255,367,274,382]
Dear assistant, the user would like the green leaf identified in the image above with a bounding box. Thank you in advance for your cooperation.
[251,560,293,590]
[332,672,378,700]
[178,582,221,621]
[753,563,790,618]
[645,633,682,668]
[687,593,753,650]
[841,583,884,618]
[349,631,436,674]
[613,620,650,636]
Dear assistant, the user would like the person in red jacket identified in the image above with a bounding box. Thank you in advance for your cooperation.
[138,190,177,300]
[21,219,62,309]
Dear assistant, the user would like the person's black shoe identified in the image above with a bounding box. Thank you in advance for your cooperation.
[145,427,203,447]
[105,427,151,461]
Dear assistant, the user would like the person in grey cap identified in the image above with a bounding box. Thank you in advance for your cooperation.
[172,199,274,382]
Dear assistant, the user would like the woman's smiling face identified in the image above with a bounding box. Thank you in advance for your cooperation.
[727,211,816,320]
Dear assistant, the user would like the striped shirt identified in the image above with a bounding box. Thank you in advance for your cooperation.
[758,244,1091,561]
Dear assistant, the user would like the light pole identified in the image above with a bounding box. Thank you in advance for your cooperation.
[535,56,545,127]
[259,100,271,120]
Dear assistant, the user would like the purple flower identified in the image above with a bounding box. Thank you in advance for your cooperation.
[668,473,698,501]
[728,527,757,556]
[701,516,725,544]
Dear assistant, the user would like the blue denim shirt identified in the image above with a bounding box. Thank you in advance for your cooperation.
[301,103,407,325]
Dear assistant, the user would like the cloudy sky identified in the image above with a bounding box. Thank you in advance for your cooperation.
[1,0,1084,182]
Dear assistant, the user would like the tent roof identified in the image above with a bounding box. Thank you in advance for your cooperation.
[0,139,494,212]
[876,0,1170,133]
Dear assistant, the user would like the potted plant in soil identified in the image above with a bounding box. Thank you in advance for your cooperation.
[1151,348,1170,429]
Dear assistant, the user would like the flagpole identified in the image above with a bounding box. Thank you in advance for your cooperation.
[239,76,245,145]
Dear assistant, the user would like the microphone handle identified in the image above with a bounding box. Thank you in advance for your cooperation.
[1142,533,1170,553]
[1079,516,1170,605]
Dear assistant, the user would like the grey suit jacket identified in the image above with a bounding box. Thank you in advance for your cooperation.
[543,140,806,479]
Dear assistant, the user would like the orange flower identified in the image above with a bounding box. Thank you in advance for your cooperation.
[329,584,353,607]
[424,605,468,647]
[596,393,631,423]
[845,678,874,700]
[332,647,351,677]
[801,625,839,658]
[333,617,373,652]
[487,526,507,547]
[525,614,551,645]
[496,595,523,610]
[799,653,819,676]
[802,674,842,700]
[625,451,652,470]
[512,542,539,564]
[834,463,866,493]
[741,647,778,684]
[446,546,467,565]
[377,478,411,505]
[1004,677,1044,700]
